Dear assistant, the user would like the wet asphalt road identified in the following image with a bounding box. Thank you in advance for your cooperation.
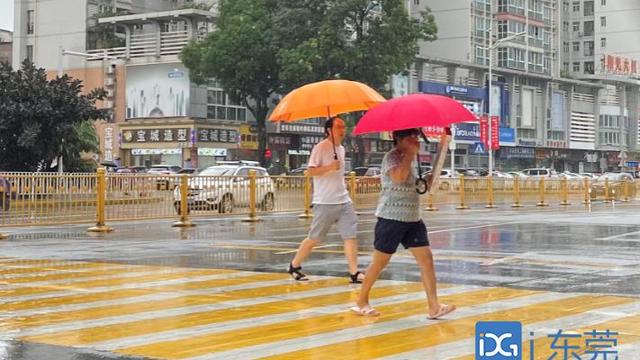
[1,204,640,359]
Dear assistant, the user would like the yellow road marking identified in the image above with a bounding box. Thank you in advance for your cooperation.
[0,268,236,298]
[24,280,427,347]
[118,287,539,359]
[0,262,125,276]
[266,295,634,360]
[2,273,288,330]
[0,264,173,284]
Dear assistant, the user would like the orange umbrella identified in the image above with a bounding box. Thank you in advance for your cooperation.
[269,79,385,122]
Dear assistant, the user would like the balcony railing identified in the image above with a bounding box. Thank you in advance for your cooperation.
[86,30,191,61]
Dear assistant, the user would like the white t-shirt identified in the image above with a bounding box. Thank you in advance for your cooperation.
[308,139,351,205]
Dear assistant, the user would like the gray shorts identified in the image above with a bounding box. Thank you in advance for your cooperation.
[308,203,357,242]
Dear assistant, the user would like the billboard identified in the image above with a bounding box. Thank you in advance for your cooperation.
[126,64,190,118]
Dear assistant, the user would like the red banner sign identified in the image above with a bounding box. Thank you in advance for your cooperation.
[479,116,489,147]
[421,126,447,138]
[490,116,499,150]
[604,54,638,76]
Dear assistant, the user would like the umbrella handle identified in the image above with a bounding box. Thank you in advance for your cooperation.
[331,131,338,160]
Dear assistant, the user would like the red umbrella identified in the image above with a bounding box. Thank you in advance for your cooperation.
[353,93,477,135]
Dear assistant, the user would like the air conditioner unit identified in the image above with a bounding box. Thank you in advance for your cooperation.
[106,65,115,74]
[106,89,115,98]
[104,78,115,86]
[103,100,113,109]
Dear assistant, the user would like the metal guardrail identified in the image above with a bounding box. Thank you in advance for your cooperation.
[1,170,640,234]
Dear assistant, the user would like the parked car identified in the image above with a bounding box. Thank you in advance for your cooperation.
[521,168,558,178]
[148,165,181,190]
[590,172,636,200]
[173,162,275,214]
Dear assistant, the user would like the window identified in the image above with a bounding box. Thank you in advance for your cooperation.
[573,62,580,72]
[584,41,594,56]
[573,42,580,52]
[563,21,569,32]
[601,0,606,5]
[27,10,34,34]
[601,37,606,48]
[583,1,594,16]
[584,61,594,74]
[600,16,606,27]
[572,22,580,32]
[572,1,580,12]
[563,42,570,52]
[563,62,570,73]
[26,45,33,62]
[414,0,419,4]
[563,1,569,12]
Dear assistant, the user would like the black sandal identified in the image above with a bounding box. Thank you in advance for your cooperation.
[287,262,308,281]
[349,271,365,284]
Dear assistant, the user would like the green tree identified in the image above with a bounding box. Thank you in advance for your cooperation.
[0,60,107,171]
[181,0,436,166]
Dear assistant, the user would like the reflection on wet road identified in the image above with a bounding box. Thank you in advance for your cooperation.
[1,206,640,359]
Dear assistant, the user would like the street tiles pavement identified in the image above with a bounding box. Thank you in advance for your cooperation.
[1,207,640,359]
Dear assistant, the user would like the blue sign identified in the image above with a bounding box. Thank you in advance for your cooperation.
[476,321,522,360]
[625,161,638,167]
[499,128,516,145]
[470,142,487,155]
[454,123,481,142]
[445,85,469,95]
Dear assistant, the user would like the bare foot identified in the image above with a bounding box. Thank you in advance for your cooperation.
[427,303,456,320]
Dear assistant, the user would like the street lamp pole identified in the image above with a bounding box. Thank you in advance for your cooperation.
[487,29,527,177]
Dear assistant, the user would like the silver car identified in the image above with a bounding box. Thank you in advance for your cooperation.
[173,164,275,213]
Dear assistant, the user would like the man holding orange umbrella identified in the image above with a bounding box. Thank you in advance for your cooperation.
[270,79,386,283]
[287,117,365,283]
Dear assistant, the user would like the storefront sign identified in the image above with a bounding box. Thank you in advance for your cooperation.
[454,122,480,143]
[546,140,567,148]
[131,148,181,155]
[196,128,239,144]
[422,126,447,137]
[499,147,534,159]
[445,85,469,95]
[197,148,227,156]
[300,135,323,150]
[518,139,538,147]
[288,149,310,155]
[122,128,190,143]
[240,124,258,150]
[499,128,516,146]
[103,126,114,162]
[279,123,324,134]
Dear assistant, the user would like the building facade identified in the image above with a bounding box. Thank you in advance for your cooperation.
[411,0,640,173]
[0,29,11,65]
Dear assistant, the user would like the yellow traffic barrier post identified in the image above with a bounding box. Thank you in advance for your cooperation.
[604,178,611,202]
[425,192,438,211]
[485,176,497,208]
[172,174,195,227]
[242,169,262,222]
[299,170,313,219]
[536,177,548,207]
[87,168,113,233]
[512,176,523,207]
[623,179,630,202]
[456,175,469,210]
[560,177,571,206]
[582,177,591,205]
[349,171,357,206]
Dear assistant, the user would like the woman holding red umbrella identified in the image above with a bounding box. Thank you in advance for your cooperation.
[350,128,456,319]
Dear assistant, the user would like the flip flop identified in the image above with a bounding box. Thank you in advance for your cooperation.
[349,305,380,316]
[427,304,456,320]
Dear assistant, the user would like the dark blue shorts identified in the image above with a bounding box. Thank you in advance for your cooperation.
[374,217,429,254]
